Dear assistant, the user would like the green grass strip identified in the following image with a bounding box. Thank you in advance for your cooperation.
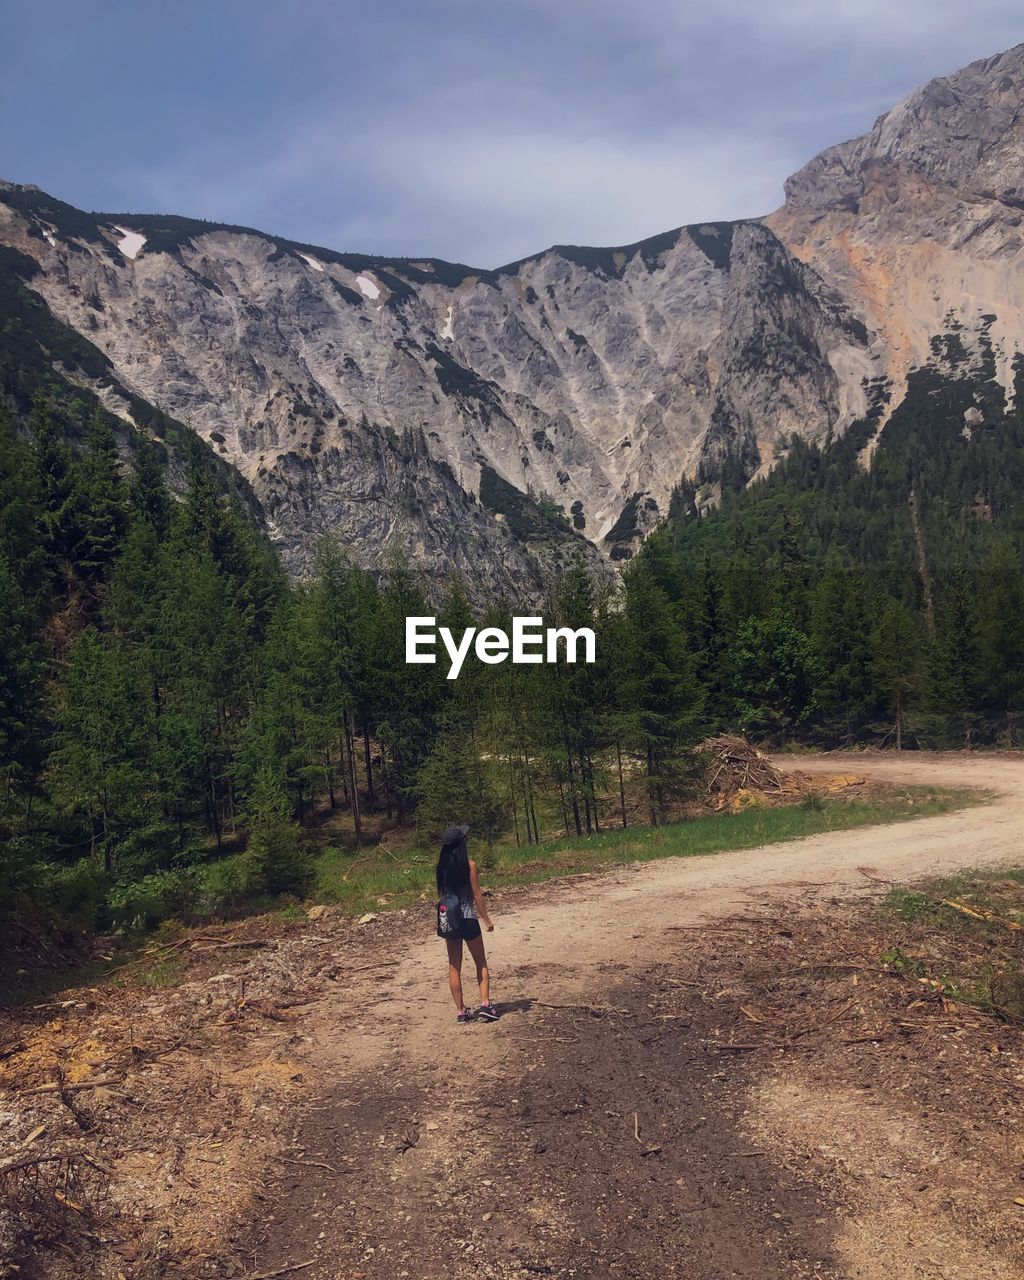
[316,786,981,917]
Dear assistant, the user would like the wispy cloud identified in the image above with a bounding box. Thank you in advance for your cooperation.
[4,0,1023,265]
[119,109,797,266]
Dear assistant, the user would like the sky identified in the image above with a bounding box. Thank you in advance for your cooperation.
[2,2,1022,268]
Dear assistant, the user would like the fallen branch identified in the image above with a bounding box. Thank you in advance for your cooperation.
[532,1001,632,1017]
[940,898,1022,932]
[776,962,872,977]
[144,929,246,954]
[55,1068,94,1132]
[277,1156,338,1174]
[820,998,857,1029]
[53,1188,85,1212]
[20,1123,47,1149]
[666,924,757,933]
[632,1112,662,1157]
[0,1152,88,1177]
[189,939,272,954]
[856,867,897,885]
[19,1077,121,1098]
[248,1261,315,1280]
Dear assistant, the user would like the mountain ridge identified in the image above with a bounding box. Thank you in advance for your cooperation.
[0,186,869,576]
[4,42,1024,588]
[0,177,731,279]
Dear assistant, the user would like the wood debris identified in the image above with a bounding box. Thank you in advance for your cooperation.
[698,736,784,805]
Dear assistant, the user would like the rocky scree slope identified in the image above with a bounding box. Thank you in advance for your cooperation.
[0,189,870,582]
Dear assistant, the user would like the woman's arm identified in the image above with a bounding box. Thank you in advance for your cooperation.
[468,860,494,931]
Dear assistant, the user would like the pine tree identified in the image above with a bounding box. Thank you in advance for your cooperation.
[50,629,153,871]
[978,541,1024,744]
[809,555,875,745]
[30,390,78,578]
[539,565,601,834]
[871,599,923,750]
[157,518,251,845]
[179,458,283,645]
[372,553,443,821]
[728,610,820,743]
[129,439,171,536]
[488,650,544,845]
[0,553,43,805]
[417,577,506,846]
[243,766,313,897]
[621,559,702,825]
[305,541,360,836]
[71,407,129,590]
[681,554,727,732]
[416,718,504,849]
[592,583,639,829]
[346,564,386,814]
[930,563,982,746]
[237,594,314,819]
[0,406,49,610]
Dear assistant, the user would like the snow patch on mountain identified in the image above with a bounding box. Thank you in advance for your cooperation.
[113,226,146,260]
[355,273,380,300]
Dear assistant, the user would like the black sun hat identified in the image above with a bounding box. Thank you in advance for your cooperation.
[440,823,469,847]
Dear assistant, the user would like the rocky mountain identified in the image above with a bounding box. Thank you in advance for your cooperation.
[768,43,1024,414]
[0,241,260,518]
[3,42,1024,589]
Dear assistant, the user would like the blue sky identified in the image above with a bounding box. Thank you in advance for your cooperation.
[2,2,1022,266]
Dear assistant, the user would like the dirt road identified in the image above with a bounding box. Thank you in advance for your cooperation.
[239,755,1024,1280]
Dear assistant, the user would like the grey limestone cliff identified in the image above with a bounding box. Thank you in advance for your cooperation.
[4,42,1024,588]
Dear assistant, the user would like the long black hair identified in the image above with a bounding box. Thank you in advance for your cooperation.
[436,826,470,897]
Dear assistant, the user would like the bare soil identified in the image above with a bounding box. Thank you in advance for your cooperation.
[3,754,1024,1279]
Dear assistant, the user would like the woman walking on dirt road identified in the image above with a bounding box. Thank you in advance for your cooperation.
[435,824,498,1024]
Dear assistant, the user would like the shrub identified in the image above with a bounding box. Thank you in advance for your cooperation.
[0,835,45,920]
[106,866,201,932]
[42,859,110,934]
[105,821,182,881]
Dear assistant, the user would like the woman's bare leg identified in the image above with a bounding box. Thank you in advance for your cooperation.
[466,934,490,1005]
[445,937,465,1010]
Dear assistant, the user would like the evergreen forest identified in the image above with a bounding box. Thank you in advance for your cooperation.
[4,328,1024,951]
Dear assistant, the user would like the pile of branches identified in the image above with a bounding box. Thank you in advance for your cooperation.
[697,735,784,801]
[0,1151,110,1268]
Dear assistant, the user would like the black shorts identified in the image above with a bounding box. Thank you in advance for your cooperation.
[439,918,481,942]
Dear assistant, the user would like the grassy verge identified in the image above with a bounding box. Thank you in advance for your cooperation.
[315,785,980,918]
[885,866,1024,927]
[880,866,1024,1022]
